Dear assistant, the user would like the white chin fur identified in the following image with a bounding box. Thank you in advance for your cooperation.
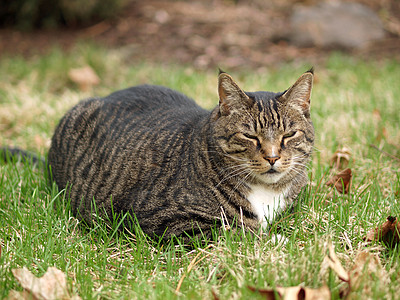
[255,171,285,184]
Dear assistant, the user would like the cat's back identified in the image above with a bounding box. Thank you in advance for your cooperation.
[50,84,207,151]
[104,84,203,113]
[67,84,204,119]
[48,84,208,196]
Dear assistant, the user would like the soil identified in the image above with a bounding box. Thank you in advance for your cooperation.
[0,0,399,70]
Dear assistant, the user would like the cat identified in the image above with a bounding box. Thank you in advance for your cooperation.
[14,69,315,241]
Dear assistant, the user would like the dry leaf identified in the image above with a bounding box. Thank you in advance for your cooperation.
[322,242,349,282]
[365,216,400,246]
[247,285,331,300]
[68,66,100,91]
[341,251,385,299]
[321,242,388,299]
[331,147,351,170]
[326,168,352,194]
[350,252,382,289]
[10,267,80,300]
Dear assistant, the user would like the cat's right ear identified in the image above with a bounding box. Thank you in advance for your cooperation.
[218,73,253,116]
[280,69,314,115]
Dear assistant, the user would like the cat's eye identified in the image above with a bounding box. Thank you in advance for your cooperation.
[243,133,259,140]
[283,131,296,139]
[242,133,261,149]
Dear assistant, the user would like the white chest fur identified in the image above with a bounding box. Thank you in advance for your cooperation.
[247,184,287,228]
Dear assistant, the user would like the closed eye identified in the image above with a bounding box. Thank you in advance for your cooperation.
[242,133,261,149]
[283,131,296,139]
[243,133,259,140]
[281,131,297,148]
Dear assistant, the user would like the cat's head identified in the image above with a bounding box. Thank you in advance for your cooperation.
[211,69,315,185]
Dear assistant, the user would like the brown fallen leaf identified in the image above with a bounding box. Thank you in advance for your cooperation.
[321,243,388,299]
[68,66,100,91]
[365,216,400,246]
[341,251,385,299]
[247,285,331,300]
[10,267,81,300]
[322,242,349,283]
[350,252,382,293]
[326,168,352,194]
[331,147,351,170]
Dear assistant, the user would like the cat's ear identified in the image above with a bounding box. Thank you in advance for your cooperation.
[218,72,253,116]
[281,68,314,115]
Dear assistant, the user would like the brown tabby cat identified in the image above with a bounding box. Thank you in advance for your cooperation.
[48,70,315,241]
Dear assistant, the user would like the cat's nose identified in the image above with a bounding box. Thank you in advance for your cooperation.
[265,156,280,165]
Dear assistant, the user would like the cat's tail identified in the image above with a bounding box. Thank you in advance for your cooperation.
[0,146,45,166]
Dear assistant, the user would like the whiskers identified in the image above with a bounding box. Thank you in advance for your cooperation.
[213,153,260,195]
[215,161,253,188]
[287,153,311,179]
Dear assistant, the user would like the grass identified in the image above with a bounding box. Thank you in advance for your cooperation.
[0,44,399,299]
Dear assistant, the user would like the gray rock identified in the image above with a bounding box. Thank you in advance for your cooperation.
[288,1,386,49]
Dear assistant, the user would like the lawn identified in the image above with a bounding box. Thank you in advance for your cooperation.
[0,44,399,299]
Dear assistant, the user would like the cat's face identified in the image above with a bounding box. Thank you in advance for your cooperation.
[212,71,314,185]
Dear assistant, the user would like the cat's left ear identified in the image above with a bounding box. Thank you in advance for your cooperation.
[280,68,314,115]
[218,72,254,116]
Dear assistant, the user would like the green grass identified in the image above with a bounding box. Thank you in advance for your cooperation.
[1,44,400,299]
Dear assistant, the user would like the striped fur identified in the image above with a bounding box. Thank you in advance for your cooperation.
[48,71,314,240]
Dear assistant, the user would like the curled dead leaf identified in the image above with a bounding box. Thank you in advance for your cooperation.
[340,251,386,299]
[322,242,349,282]
[331,147,351,170]
[322,242,388,299]
[326,168,352,194]
[68,66,100,91]
[10,267,81,300]
[365,216,400,246]
[350,251,382,289]
[247,285,331,300]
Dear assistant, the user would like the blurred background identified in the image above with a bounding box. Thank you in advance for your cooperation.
[0,0,399,70]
